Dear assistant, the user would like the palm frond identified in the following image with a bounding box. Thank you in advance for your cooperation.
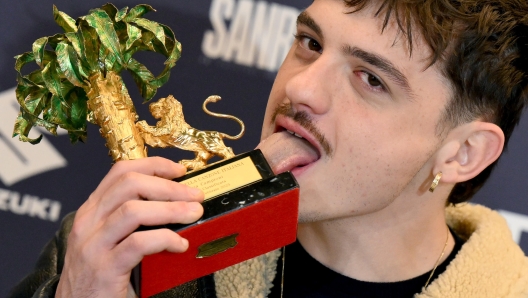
[13,3,181,144]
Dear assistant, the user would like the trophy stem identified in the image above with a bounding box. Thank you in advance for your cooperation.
[86,71,147,161]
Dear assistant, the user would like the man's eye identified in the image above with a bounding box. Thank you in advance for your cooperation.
[356,71,386,92]
[295,34,322,53]
[366,74,382,87]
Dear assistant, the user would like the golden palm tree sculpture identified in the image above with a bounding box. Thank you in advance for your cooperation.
[13,3,181,161]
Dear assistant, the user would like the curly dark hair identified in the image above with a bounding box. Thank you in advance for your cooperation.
[343,0,528,204]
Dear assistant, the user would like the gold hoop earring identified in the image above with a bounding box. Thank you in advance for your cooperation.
[429,172,442,192]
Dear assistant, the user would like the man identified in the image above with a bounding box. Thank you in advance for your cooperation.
[10,0,528,297]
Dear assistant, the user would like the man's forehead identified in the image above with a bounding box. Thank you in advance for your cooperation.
[303,0,435,65]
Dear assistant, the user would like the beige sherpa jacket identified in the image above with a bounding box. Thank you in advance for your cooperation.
[213,204,528,298]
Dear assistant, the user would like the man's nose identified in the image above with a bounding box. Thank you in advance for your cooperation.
[284,54,336,115]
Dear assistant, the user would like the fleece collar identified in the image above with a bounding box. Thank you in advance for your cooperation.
[213,204,528,298]
[417,204,528,297]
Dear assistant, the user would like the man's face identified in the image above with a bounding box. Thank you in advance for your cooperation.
[258,0,452,222]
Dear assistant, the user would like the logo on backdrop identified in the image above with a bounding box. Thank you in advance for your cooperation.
[202,0,300,72]
[0,88,67,186]
[0,188,61,222]
[0,87,65,221]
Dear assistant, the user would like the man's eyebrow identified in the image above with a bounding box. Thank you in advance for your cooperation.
[344,45,414,96]
[297,11,323,41]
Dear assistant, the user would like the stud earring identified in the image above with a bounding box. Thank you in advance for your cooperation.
[429,172,443,192]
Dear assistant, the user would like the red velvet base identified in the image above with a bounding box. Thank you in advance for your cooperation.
[137,187,299,297]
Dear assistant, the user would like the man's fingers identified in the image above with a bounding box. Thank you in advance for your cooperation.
[90,157,187,203]
[96,200,203,246]
[111,229,189,274]
[55,157,201,297]
[92,172,203,222]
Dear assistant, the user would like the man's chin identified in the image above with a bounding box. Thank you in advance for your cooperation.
[297,211,327,224]
[296,201,331,223]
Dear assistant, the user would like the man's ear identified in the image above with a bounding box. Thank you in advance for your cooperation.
[433,121,505,184]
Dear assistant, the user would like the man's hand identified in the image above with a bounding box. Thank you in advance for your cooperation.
[55,157,204,297]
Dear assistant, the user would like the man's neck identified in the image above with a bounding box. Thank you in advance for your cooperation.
[296,193,455,283]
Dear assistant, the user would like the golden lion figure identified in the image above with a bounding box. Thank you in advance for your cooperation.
[136,95,245,171]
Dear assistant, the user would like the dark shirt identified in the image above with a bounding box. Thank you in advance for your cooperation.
[269,229,464,297]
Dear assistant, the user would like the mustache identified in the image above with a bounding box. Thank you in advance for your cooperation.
[271,102,333,156]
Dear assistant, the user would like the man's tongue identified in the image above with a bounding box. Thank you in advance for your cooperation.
[256,131,319,174]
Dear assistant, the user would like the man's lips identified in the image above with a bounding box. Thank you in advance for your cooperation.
[273,114,326,158]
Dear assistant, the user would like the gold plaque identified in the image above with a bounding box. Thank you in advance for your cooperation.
[180,157,262,201]
[196,233,239,258]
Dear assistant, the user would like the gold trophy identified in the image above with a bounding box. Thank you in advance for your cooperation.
[13,3,244,170]
[13,4,298,297]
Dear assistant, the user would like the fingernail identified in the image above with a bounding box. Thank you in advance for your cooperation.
[189,187,203,199]
[175,163,187,172]
[170,162,186,176]
[188,202,202,212]
[181,238,189,249]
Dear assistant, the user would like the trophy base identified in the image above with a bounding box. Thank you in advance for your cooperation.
[133,171,299,297]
